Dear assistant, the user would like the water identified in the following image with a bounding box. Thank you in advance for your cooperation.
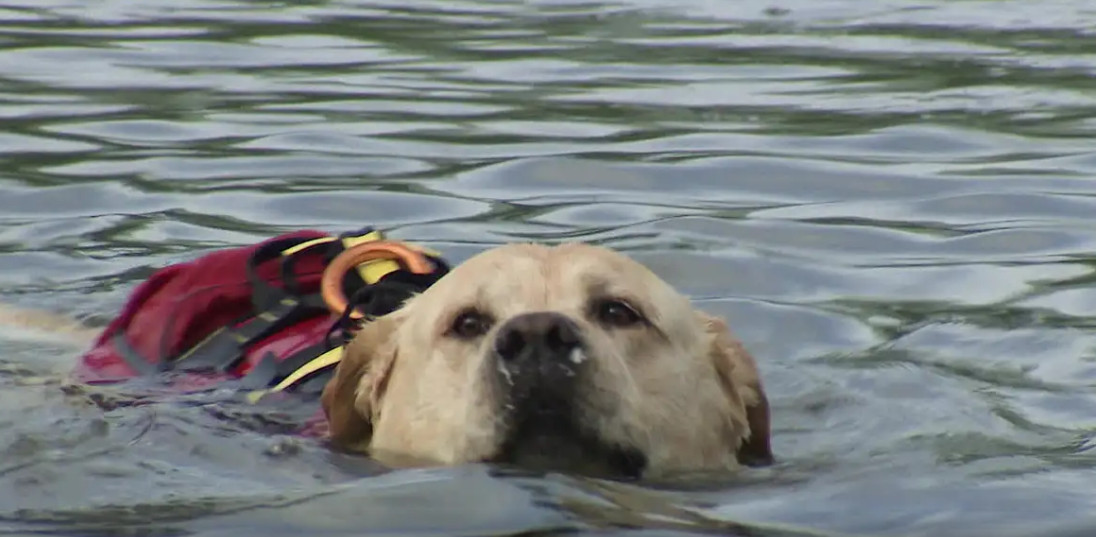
[3,0,1096,535]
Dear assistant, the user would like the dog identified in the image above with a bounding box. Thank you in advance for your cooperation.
[1,241,771,480]
[321,242,771,479]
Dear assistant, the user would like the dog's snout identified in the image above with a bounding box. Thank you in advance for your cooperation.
[494,312,581,363]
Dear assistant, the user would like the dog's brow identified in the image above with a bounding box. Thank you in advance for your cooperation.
[582,278,671,340]
[582,278,628,305]
[435,295,494,337]
[583,276,610,296]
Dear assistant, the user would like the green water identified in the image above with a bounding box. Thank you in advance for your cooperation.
[3,1,1096,536]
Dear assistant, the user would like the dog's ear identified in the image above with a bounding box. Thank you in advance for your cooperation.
[699,312,773,467]
[321,313,402,452]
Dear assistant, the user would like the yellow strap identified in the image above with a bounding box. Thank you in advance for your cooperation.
[280,230,441,286]
[334,232,442,284]
[245,346,344,403]
[279,236,337,256]
[272,346,343,392]
[339,231,395,284]
[276,230,402,285]
[246,230,440,404]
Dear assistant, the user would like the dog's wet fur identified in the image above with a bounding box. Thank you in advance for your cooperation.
[322,242,771,479]
[1,241,771,480]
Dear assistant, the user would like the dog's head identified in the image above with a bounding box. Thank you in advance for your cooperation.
[321,243,771,479]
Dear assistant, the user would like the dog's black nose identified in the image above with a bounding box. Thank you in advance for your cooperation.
[494,312,581,366]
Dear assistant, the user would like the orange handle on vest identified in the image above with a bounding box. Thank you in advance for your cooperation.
[320,241,435,320]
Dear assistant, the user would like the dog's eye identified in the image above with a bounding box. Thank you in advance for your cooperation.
[594,299,643,328]
[449,309,493,339]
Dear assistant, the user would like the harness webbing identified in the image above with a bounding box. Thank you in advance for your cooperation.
[244,347,343,403]
[108,227,448,401]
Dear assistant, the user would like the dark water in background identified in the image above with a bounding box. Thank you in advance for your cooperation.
[3,1,1096,535]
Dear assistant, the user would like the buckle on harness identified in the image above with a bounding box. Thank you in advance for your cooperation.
[242,242,437,402]
[320,241,436,322]
[150,231,445,399]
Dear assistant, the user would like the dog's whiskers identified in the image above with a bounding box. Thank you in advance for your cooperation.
[607,348,641,404]
[604,347,658,451]
[460,359,508,455]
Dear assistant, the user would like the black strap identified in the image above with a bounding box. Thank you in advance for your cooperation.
[112,332,164,375]
[171,296,323,373]
[238,352,283,390]
[129,228,448,391]
[243,226,380,312]
[239,343,339,394]
[245,278,440,396]
[275,342,335,380]
[245,237,323,312]
[293,372,334,395]
[169,233,346,373]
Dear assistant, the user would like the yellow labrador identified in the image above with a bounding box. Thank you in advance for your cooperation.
[322,242,771,479]
[0,241,771,480]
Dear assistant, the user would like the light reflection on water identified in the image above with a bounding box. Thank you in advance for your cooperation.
[3,1,1096,535]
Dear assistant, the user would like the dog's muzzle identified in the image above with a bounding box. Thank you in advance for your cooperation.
[488,312,646,478]
[492,311,584,403]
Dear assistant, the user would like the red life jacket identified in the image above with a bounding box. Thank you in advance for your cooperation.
[73,226,449,398]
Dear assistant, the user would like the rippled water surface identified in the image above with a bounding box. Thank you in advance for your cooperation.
[4,1,1096,535]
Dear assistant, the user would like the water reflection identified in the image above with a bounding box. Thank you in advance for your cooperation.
[2,0,1096,536]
